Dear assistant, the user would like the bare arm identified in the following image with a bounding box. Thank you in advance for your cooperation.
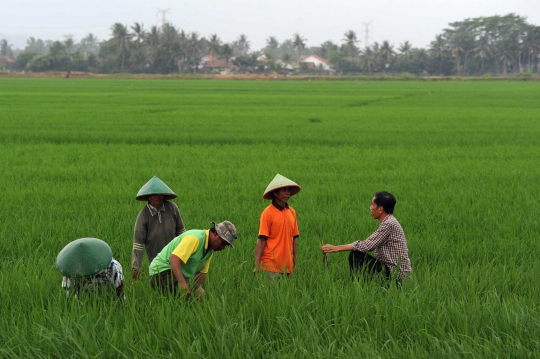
[169,254,190,296]
[321,244,354,253]
[254,238,267,273]
[293,238,298,269]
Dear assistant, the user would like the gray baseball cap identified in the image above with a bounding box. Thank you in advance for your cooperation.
[213,221,238,248]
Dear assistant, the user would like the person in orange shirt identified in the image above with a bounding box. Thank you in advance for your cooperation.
[254,174,301,278]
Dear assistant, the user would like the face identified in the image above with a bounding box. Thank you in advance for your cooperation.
[210,232,229,251]
[273,187,292,205]
[148,195,164,209]
[370,197,384,220]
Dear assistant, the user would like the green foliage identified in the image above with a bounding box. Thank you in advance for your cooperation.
[0,79,540,357]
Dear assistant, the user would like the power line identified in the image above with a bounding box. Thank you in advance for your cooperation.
[362,22,371,48]
[156,8,171,27]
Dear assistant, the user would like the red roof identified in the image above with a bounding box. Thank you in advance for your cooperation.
[202,59,235,69]
[0,57,14,65]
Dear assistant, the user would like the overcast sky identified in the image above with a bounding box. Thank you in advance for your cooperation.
[2,0,540,51]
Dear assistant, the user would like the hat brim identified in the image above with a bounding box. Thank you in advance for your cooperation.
[136,194,177,201]
[262,185,301,200]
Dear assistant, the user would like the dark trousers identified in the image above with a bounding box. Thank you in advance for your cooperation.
[150,270,178,295]
[348,251,390,281]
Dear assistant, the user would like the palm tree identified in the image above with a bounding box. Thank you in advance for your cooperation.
[79,34,99,58]
[472,37,492,73]
[111,23,131,71]
[220,44,234,65]
[266,36,279,50]
[494,42,514,75]
[292,33,306,60]
[379,40,394,72]
[131,23,146,50]
[342,30,359,61]
[449,38,464,74]
[208,34,222,57]
[359,47,376,74]
[429,35,448,75]
[398,41,412,59]
[519,30,539,72]
[281,52,293,69]
[0,39,13,57]
[235,34,250,56]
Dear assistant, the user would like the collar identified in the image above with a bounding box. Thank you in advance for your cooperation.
[146,202,166,216]
[271,200,289,211]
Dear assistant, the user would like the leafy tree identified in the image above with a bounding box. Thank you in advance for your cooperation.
[78,34,99,58]
[0,39,13,57]
[14,51,37,70]
[316,41,339,59]
[220,44,234,65]
[25,37,48,54]
[27,54,54,71]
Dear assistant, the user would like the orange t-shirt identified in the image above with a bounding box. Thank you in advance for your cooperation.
[258,203,299,273]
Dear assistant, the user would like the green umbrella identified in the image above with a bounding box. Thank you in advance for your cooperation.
[56,238,112,278]
[136,176,177,201]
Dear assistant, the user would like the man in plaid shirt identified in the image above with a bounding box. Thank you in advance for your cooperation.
[322,191,411,283]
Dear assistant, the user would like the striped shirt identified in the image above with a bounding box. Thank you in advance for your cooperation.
[352,215,412,280]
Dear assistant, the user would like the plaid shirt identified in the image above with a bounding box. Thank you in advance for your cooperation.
[352,215,412,279]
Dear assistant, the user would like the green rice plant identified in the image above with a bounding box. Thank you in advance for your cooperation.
[0,78,539,358]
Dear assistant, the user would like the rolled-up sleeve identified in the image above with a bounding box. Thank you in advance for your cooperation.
[352,221,391,252]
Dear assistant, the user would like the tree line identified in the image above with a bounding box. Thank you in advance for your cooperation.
[1,13,539,76]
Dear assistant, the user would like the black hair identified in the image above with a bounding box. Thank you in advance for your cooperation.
[210,223,217,234]
[373,191,396,214]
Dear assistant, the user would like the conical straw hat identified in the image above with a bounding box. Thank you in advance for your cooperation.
[56,238,113,278]
[262,174,301,200]
[136,176,177,201]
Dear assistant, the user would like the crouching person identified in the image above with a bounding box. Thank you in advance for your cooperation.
[56,237,125,299]
[149,221,238,300]
[322,192,412,285]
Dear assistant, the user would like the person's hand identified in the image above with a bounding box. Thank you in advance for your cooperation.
[132,268,140,282]
[321,244,336,253]
[194,286,206,301]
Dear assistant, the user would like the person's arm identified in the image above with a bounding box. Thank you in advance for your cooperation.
[169,254,191,297]
[321,243,354,253]
[293,238,298,269]
[132,210,148,281]
[254,237,267,273]
[322,221,393,254]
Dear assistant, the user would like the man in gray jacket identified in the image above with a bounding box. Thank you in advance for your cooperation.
[132,176,186,281]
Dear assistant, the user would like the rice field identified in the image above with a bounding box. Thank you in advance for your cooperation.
[0,78,539,358]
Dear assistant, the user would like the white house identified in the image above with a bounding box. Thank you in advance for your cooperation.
[299,54,334,72]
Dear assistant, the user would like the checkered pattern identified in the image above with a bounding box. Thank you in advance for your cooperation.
[352,215,412,280]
